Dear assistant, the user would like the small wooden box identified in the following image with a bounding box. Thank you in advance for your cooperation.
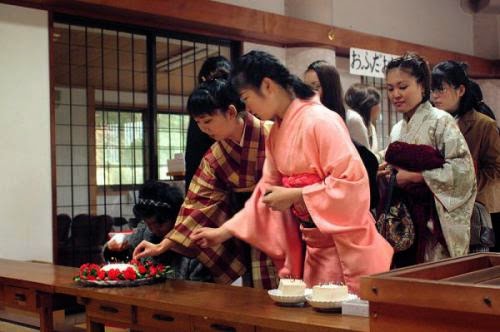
[360,253,500,332]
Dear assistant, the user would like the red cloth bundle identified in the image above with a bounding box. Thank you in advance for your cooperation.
[385,141,445,172]
[382,141,446,263]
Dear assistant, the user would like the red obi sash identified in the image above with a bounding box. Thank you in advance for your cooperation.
[282,173,322,222]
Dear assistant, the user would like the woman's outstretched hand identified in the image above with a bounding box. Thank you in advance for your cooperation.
[190,227,232,248]
[133,238,173,260]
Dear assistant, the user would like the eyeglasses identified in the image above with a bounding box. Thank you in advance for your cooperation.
[431,86,449,95]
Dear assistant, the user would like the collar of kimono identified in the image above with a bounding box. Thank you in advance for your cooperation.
[401,101,432,142]
[278,98,321,128]
[219,113,262,158]
[406,101,431,124]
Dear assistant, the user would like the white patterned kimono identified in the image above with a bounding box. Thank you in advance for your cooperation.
[384,101,477,261]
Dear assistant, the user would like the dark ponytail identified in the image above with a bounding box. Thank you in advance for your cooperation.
[286,75,316,100]
[232,50,315,99]
[469,80,496,120]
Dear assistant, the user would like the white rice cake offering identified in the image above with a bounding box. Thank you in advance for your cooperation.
[312,284,348,302]
[100,263,137,273]
[278,279,306,296]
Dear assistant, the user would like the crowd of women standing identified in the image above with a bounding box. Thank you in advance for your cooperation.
[132,49,499,295]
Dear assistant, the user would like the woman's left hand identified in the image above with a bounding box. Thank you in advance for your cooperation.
[262,186,303,212]
[393,167,424,187]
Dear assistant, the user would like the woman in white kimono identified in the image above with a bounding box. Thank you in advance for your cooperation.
[380,52,477,266]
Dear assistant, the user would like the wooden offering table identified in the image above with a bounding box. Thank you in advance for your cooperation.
[0,259,77,331]
[360,253,500,332]
[0,258,369,331]
[58,280,368,332]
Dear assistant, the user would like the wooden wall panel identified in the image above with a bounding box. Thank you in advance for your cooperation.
[2,0,499,77]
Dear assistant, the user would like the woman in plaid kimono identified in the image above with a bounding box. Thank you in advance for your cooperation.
[134,79,277,289]
[192,51,393,294]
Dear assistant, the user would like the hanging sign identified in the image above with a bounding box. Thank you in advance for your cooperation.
[349,47,398,78]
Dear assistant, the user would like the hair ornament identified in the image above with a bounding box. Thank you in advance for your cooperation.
[138,198,171,208]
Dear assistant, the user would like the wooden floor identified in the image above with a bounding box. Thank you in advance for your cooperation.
[0,321,37,332]
[0,310,127,332]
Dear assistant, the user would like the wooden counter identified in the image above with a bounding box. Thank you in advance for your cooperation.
[0,259,78,331]
[58,279,369,332]
[360,253,500,332]
[0,259,369,332]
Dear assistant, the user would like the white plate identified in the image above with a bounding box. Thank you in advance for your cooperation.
[306,293,358,310]
[77,276,166,287]
[267,288,312,305]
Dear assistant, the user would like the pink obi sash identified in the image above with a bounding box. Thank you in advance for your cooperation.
[282,173,322,222]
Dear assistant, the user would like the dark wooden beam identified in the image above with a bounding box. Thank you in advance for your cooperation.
[2,0,499,77]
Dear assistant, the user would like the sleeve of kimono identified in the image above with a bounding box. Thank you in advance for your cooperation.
[224,140,304,278]
[174,255,214,282]
[369,123,380,154]
[102,223,146,261]
[423,116,477,212]
[168,156,229,251]
[301,116,393,287]
[126,222,148,249]
[347,111,370,149]
[375,148,386,163]
[476,121,500,192]
[300,118,372,233]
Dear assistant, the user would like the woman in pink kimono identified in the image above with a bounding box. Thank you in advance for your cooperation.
[191,51,393,294]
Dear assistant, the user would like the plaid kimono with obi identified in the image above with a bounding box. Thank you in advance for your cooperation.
[168,114,277,289]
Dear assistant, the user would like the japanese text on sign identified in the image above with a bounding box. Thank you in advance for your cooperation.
[349,48,398,78]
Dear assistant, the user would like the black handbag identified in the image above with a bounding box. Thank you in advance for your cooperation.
[470,201,495,250]
[376,170,415,252]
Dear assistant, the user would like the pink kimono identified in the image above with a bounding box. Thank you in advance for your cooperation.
[224,98,393,294]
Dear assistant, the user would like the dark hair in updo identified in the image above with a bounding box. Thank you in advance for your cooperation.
[386,52,431,103]
[187,79,245,118]
[197,56,231,84]
[345,83,381,127]
[133,181,183,225]
[231,50,315,100]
